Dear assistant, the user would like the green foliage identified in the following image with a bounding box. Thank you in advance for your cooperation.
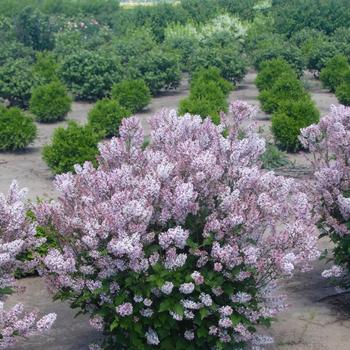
[189,44,247,84]
[192,67,233,95]
[260,142,290,170]
[111,79,151,114]
[59,49,122,101]
[271,98,320,152]
[111,28,156,65]
[320,55,350,93]
[179,68,231,124]
[255,58,296,92]
[29,81,72,123]
[129,48,181,95]
[259,73,308,114]
[0,106,37,151]
[303,39,339,75]
[180,0,219,23]
[252,35,305,77]
[32,51,59,85]
[336,72,350,106]
[87,98,131,137]
[42,121,102,174]
[0,58,35,108]
[0,40,34,66]
[14,6,55,51]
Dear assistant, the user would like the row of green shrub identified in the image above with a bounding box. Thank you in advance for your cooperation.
[178,67,233,124]
[0,78,150,159]
[257,58,319,152]
[320,55,350,106]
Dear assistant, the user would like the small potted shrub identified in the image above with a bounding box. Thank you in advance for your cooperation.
[0,106,37,151]
[42,121,102,174]
[29,81,72,123]
[111,79,151,113]
[88,98,131,137]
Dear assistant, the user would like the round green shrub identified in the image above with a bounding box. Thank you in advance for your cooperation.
[59,49,122,101]
[111,79,151,113]
[0,106,37,151]
[259,73,308,114]
[0,58,35,108]
[42,121,102,174]
[255,58,297,92]
[87,98,131,137]
[129,48,181,95]
[29,81,72,123]
[336,80,350,106]
[191,67,233,95]
[178,80,227,124]
[32,52,59,85]
[271,98,320,152]
[320,55,350,92]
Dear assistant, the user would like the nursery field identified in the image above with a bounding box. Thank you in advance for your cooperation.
[0,1,350,350]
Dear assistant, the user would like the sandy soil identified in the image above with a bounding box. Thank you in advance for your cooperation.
[6,72,349,350]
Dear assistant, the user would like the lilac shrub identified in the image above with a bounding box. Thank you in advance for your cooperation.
[35,102,319,350]
[300,105,350,284]
[0,182,56,348]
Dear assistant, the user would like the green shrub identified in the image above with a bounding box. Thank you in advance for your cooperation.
[178,79,227,125]
[259,73,308,114]
[189,44,247,84]
[129,48,181,95]
[59,49,122,101]
[191,67,233,95]
[320,55,350,92]
[42,121,102,174]
[0,40,34,66]
[29,81,72,123]
[32,51,59,85]
[0,58,35,108]
[252,36,305,77]
[255,58,297,92]
[87,98,131,137]
[304,39,339,75]
[271,98,320,152]
[336,75,350,106]
[0,106,37,151]
[111,80,151,113]
[14,6,55,51]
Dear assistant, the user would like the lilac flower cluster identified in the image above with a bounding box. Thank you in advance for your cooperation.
[0,182,56,348]
[33,103,318,349]
[300,104,350,280]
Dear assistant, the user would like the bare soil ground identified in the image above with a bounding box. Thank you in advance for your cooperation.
[6,72,350,350]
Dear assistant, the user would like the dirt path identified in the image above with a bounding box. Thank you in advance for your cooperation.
[7,72,349,350]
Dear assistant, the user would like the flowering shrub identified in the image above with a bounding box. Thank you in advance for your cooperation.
[300,105,350,284]
[35,102,318,349]
[0,182,56,348]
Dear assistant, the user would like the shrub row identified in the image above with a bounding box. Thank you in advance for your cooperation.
[320,55,350,106]
[178,67,233,124]
[256,59,319,151]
